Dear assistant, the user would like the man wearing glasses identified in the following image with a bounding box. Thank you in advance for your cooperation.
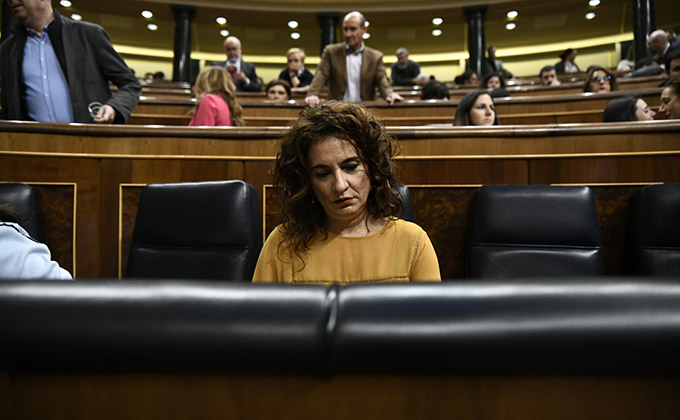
[1,0,141,124]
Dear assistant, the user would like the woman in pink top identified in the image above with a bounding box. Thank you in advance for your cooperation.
[189,67,244,126]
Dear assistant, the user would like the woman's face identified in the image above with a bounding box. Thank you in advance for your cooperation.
[635,99,656,121]
[469,94,496,126]
[267,85,289,102]
[465,73,479,85]
[659,87,680,119]
[486,76,501,89]
[589,70,612,93]
[308,137,371,228]
[287,52,303,72]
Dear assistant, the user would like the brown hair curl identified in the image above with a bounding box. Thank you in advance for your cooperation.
[273,101,403,262]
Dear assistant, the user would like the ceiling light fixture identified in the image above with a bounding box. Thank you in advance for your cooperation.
[71,14,82,21]
[505,22,517,30]
[288,20,299,29]
[216,17,227,25]
[147,23,158,31]
[589,0,601,6]
[432,29,442,36]
[507,10,519,19]
[220,29,229,37]
[432,17,443,25]
[362,32,371,39]
[141,10,153,19]
[290,32,301,40]
[586,12,596,19]
[60,0,72,7]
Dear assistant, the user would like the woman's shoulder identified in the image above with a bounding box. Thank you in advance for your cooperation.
[388,218,427,237]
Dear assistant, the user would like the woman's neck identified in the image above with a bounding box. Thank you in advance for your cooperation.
[326,215,387,238]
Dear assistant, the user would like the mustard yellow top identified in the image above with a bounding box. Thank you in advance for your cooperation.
[252,219,441,285]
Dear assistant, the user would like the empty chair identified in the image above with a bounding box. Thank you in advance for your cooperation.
[630,183,680,275]
[0,182,46,242]
[467,185,604,278]
[127,180,263,281]
[393,183,415,223]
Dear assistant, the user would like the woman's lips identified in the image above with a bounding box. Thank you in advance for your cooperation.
[335,197,353,205]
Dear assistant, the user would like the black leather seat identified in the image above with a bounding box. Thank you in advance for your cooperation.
[467,185,604,278]
[126,180,263,281]
[0,182,46,242]
[630,183,680,275]
[393,183,415,223]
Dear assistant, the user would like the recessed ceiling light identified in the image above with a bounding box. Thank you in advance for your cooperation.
[362,32,371,39]
[432,17,443,25]
[365,21,370,27]
[507,10,519,19]
[288,20,299,29]
[505,22,517,30]
[220,29,229,37]
[432,29,442,36]
[290,32,301,40]
[216,17,227,25]
[60,0,72,7]
[589,0,601,6]
[147,23,158,31]
[586,12,596,19]
[71,13,82,21]
[141,10,153,19]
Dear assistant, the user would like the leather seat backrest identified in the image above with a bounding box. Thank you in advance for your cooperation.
[393,183,415,223]
[630,183,680,275]
[467,185,604,278]
[126,180,263,281]
[0,182,46,243]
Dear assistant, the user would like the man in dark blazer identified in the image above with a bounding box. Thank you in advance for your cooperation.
[0,0,141,124]
[305,11,402,106]
[220,36,261,92]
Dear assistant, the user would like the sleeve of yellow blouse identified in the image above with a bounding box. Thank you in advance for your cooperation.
[251,228,282,283]
[410,230,442,282]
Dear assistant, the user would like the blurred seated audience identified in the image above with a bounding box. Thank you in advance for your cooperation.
[616,59,635,73]
[0,205,72,280]
[391,48,428,86]
[189,67,244,127]
[659,49,680,87]
[483,46,513,79]
[539,65,561,86]
[583,67,619,93]
[481,72,510,97]
[555,48,580,74]
[453,90,499,126]
[278,48,314,94]
[252,101,441,283]
[454,70,479,86]
[648,29,680,62]
[659,79,680,119]
[603,96,656,122]
[266,80,292,102]
[420,79,450,100]
[144,72,155,84]
[153,71,167,82]
[626,57,664,78]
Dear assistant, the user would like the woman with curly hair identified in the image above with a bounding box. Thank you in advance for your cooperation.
[189,67,244,126]
[583,67,619,93]
[252,101,440,284]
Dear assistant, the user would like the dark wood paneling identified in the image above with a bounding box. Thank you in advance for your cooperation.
[34,185,75,274]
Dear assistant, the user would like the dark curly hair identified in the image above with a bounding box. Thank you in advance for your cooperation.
[583,66,619,93]
[273,101,403,263]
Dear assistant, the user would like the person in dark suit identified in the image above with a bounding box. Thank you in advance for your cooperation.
[278,48,314,94]
[305,11,402,106]
[0,0,141,123]
[220,36,261,92]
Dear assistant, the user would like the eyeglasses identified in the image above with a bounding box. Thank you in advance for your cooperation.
[593,75,612,83]
[88,102,103,119]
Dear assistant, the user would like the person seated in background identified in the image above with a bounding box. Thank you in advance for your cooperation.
[153,71,167,82]
[252,101,441,284]
[555,48,580,74]
[144,72,155,84]
[391,48,427,86]
[483,46,513,79]
[454,70,479,86]
[453,90,499,126]
[278,48,314,94]
[648,29,680,62]
[659,49,680,87]
[219,36,261,92]
[420,79,450,100]
[0,205,72,280]
[539,65,561,86]
[659,79,680,119]
[189,67,244,127]
[626,56,664,78]
[583,67,619,93]
[480,72,510,97]
[603,96,656,122]
[266,80,292,102]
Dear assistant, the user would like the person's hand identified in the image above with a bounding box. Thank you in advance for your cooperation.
[386,92,403,105]
[225,64,237,74]
[305,95,320,106]
[290,73,300,88]
[94,104,116,123]
[236,71,249,83]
